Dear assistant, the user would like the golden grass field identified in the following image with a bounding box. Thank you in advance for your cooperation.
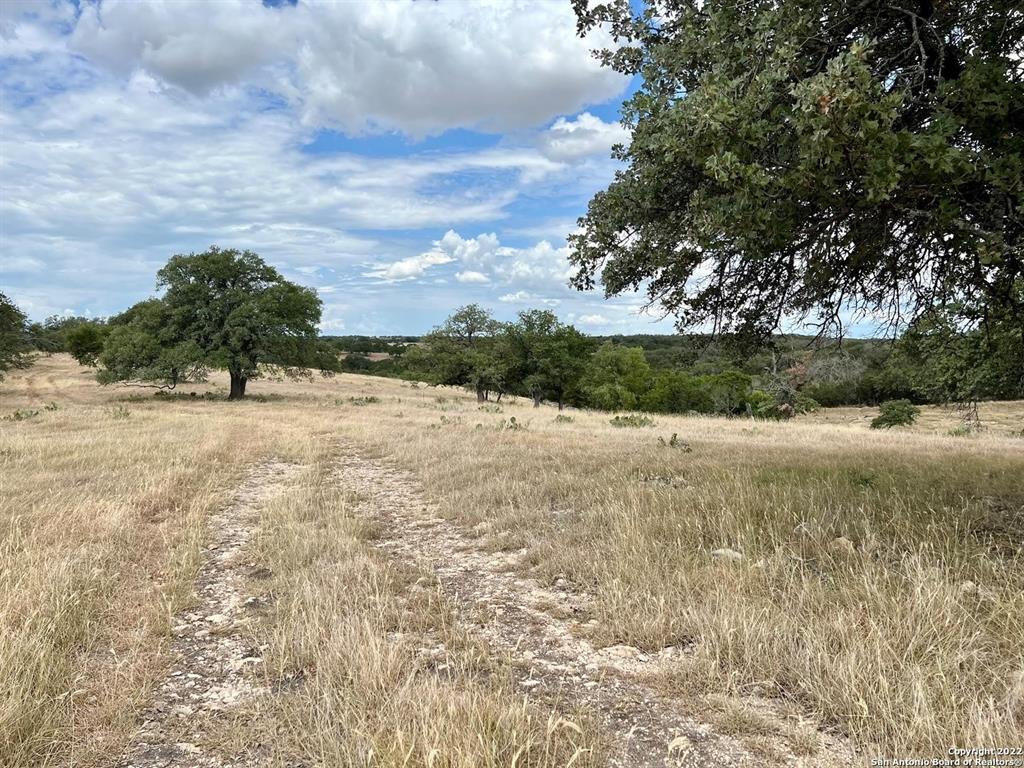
[1,354,1022,766]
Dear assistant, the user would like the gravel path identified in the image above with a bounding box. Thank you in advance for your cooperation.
[114,460,301,768]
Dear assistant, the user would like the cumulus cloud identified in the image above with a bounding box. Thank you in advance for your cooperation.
[577,313,609,326]
[538,112,630,162]
[65,0,627,137]
[455,270,490,284]
[498,290,560,306]
[367,250,454,282]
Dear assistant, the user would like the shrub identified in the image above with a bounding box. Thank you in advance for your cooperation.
[747,390,781,419]
[498,416,526,431]
[110,405,131,420]
[553,414,574,424]
[870,399,920,429]
[609,414,654,428]
[3,408,39,422]
[794,393,821,414]
[347,396,380,406]
[948,423,979,437]
[478,404,502,414]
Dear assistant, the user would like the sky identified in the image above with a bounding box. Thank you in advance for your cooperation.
[0,0,679,335]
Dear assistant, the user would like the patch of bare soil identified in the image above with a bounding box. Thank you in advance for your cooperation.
[334,447,857,768]
[114,460,301,768]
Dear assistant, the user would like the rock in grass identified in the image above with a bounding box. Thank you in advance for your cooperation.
[710,548,743,561]
[829,537,856,556]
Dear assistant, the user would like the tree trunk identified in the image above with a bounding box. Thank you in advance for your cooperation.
[229,371,247,400]
[476,386,486,402]
[532,395,542,408]
[558,400,565,411]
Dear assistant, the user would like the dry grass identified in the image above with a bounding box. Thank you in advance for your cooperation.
[2,354,1022,763]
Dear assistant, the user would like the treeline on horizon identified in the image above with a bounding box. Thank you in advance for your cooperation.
[318,305,1021,415]
[21,299,1023,416]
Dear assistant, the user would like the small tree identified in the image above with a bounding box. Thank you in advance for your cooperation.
[66,321,108,367]
[506,310,591,409]
[871,399,921,429]
[418,305,507,401]
[97,247,337,398]
[581,342,651,410]
[0,292,33,380]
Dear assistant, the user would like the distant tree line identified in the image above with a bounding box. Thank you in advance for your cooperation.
[5,291,1021,414]
[325,304,1024,416]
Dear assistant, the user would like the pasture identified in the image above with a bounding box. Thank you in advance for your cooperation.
[2,355,1022,766]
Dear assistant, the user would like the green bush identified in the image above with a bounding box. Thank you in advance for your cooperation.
[870,399,920,429]
[609,414,654,428]
[553,414,574,424]
[3,409,39,422]
[794,392,821,414]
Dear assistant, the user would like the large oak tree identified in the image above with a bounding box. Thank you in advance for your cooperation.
[98,247,337,398]
[570,0,1023,340]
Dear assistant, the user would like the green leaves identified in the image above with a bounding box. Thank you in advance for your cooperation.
[570,0,1024,341]
[0,292,33,380]
[96,247,332,393]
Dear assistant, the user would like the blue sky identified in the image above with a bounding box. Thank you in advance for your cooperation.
[0,0,677,335]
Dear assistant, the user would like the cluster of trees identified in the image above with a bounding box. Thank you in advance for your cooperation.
[3,255,1019,415]
[333,303,1023,415]
[392,305,836,416]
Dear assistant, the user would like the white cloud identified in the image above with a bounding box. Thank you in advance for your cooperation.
[498,290,560,306]
[499,290,534,303]
[455,270,490,284]
[577,313,609,326]
[66,0,628,137]
[366,250,454,282]
[538,112,630,163]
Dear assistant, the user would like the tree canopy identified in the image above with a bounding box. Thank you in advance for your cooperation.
[97,247,337,398]
[0,292,33,380]
[570,0,1023,341]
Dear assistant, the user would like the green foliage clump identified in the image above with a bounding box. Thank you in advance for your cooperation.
[553,414,574,424]
[95,247,338,399]
[871,400,920,429]
[498,416,526,431]
[65,322,109,367]
[570,2,1024,343]
[609,414,655,428]
[347,396,380,406]
[0,293,33,379]
[3,408,39,422]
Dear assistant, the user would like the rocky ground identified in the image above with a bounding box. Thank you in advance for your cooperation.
[333,446,855,767]
[114,460,301,768]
